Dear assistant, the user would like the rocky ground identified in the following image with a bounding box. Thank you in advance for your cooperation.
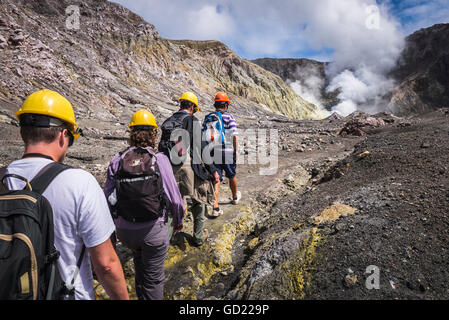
[216,108,449,300]
[161,108,449,301]
[1,99,448,300]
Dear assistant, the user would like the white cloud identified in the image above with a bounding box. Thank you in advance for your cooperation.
[111,0,447,58]
[183,5,235,40]
[398,0,449,34]
[332,100,358,116]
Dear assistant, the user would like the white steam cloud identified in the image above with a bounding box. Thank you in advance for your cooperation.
[289,0,405,116]
[287,63,326,110]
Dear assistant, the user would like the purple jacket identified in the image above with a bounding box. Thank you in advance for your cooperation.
[104,146,184,230]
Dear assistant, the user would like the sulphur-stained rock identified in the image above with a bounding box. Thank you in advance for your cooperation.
[247,237,259,252]
[1,0,448,303]
[344,274,358,287]
[313,203,356,225]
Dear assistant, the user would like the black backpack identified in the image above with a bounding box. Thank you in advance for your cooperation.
[158,112,191,164]
[0,162,77,300]
[116,147,169,223]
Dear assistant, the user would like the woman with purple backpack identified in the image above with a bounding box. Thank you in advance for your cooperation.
[104,110,184,300]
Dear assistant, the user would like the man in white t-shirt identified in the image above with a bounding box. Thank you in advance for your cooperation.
[4,89,129,300]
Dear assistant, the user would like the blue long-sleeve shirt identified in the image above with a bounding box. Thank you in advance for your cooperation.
[104,146,184,230]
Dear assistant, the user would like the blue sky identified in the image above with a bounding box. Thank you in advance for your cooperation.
[386,0,449,32]
[112,0,449,61]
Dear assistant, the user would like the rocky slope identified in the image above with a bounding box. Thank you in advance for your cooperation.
[252,58,339,110]
[252,58,326,85]
[0,0,322,129]
[388,23,449,115]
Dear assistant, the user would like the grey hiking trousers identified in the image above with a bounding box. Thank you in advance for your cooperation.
[116,221,169,300]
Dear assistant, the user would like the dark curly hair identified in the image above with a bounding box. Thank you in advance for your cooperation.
[128,127,157,149]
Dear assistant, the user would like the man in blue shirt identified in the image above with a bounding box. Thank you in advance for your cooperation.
[208,92,241,217]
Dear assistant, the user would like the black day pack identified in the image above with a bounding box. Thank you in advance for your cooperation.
[116,147,169,223]
[0,162,70,300]
[158,112,191,164]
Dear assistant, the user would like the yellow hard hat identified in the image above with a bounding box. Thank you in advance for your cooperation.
[16,89,81,140]
[178,91,199,113]
[129,109,158,129]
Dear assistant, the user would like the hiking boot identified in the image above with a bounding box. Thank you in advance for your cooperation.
[210,207,223,218]
[231,191,241,205]
[191,229,209,247]
[170,232,184,246]
[191,237,203,247]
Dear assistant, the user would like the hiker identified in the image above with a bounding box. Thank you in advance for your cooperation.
[158,92,220,247]
[104,109,184,300]
[204,92,241,217]
[2,89,129,300]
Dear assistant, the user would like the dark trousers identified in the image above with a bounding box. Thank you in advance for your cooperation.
[167,199,205,241]
[116,222,169,300]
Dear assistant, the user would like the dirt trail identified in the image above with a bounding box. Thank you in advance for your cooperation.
[91,115,364,300]
[158,117,362,300]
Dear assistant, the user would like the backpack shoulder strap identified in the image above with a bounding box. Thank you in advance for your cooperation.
[0,166,6,181]
[119,147,133,160]
[0,167,6,191]
[179,112,193,130]
[179,111,192,121]
[213,111,226,134]
[66,245,86,291]
[30,162,72,194]
[143,146,157,157]
[216,111,226,123]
